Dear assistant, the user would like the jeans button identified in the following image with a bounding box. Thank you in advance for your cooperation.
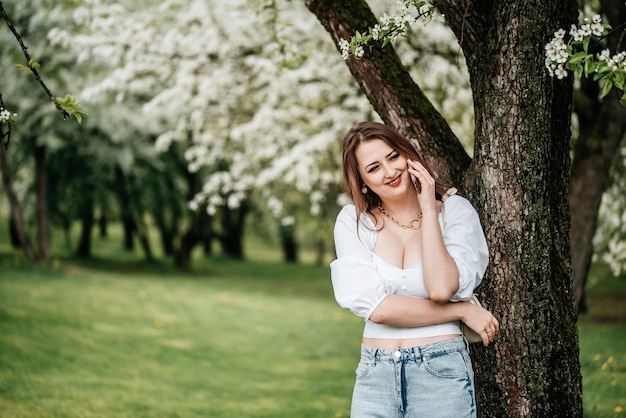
[393,350,401,359]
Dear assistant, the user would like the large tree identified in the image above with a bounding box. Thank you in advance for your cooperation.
[306,0,582,417]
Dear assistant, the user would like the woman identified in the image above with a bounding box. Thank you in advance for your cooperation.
[330,121,499,418]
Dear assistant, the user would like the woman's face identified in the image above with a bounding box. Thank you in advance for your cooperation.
[355,139,412,202]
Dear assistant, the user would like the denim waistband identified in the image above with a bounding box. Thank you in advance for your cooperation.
[361,336,468,363]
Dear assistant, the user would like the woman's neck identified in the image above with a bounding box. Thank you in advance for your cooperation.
[380,192,420,217]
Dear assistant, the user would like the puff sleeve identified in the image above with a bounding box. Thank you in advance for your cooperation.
[440,195,489,301]
[330,206,387,320]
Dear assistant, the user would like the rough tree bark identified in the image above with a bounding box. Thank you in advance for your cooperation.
[569,0,626,312]
[446,1,583,415]
[306,0,583,416]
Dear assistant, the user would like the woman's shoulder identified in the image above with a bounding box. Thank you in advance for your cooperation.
[442,192,481,221]
[335,204,377,240]
[337,204,374,225]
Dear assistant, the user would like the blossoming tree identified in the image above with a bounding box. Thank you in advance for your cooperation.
[50,0,473,265]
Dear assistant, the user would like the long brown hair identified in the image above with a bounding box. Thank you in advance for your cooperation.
[342,121,451,217]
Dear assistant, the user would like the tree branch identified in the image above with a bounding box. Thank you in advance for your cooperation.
[0,1,70,121]
[305,0,471,185]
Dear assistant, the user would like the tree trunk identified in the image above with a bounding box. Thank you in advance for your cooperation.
[442,1,582,416]
[307,0,583,416]
[9,216,21,248]
[34,144,51,263]
[279,223,298,263]
[133,211,153,262]
[122,216,135,251]
[151,181,178,257]
[173,204,212,269]
[569,0,626,312]
[98,213,107,238]
[0,146,36,260]
[114,166,136,251]
[76,191,94,258]
[218,201,248,259]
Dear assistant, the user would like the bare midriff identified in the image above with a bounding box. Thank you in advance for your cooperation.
[362,334,461,349]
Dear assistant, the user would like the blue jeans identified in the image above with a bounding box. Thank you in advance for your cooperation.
[350,336,476,418]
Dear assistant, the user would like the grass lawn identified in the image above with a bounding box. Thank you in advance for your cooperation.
[578,263,626,418]
[0,244,366,418]
[0,229,625,417]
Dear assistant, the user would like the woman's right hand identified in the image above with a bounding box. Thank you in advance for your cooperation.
[461,301,499,347]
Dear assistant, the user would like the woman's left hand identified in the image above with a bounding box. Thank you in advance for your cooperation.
[408,159,437,214]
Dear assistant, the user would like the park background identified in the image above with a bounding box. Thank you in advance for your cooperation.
[1,0,626,417]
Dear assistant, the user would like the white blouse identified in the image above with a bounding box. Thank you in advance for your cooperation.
[329,194,489,339]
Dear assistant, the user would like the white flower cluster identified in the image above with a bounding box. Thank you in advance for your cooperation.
[338,0,433,60]
[544,14,609,80]
[545,29,569,79]
[0,108,17,124]
[598,49,626,73]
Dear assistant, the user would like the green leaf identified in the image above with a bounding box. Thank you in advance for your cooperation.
[614,72,625,91]
[574,64,584,80]
[55,94,88,124]
[600,80,613,99]
[568,52,588,64]
[28,58,40,69]
[583,36,590,53]
[620,92,626,107]
[565,60,579,71]
[584,59,597,76]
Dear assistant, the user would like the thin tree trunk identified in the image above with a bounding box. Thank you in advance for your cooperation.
[0,146,36,260]
[76,191,94,258]
[133,211,153,261]
[173,204,212,269]
[34,144,50,263]
[98,213,107,238]
[279,223,298,263]
[9,216,20,247]
[114,166,135,251]
[218,201,248,259]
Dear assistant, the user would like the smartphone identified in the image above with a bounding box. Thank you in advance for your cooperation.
[410,173,421,193]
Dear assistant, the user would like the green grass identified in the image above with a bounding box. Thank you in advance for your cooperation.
[0,226,625,417]
[579,263,626,418]
[0,257,363,417]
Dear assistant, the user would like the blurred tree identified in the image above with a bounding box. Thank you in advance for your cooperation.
[0,0,73,263]
[49,0,373,265]
[569,0,626,311]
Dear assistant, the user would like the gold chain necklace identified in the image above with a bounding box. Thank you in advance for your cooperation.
[377,204,423,230]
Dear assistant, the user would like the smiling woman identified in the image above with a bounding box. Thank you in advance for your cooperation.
[330,121,498,418]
